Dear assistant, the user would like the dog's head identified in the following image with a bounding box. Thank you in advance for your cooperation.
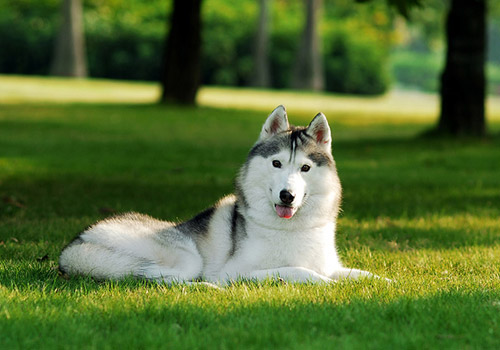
[237,105,342,228]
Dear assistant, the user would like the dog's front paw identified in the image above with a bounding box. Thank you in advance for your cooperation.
[185,281,222,289]
[305,274,334,284]
[280,267,334,284]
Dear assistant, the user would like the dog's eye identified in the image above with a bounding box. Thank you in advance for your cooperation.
[301,164,311,172]
[272,160,282,168]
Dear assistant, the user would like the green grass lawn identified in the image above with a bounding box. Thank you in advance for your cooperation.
[1,76,500,349]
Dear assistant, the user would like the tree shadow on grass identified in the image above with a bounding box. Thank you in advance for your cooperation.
[337,221,500,252]
[333,135,500,218]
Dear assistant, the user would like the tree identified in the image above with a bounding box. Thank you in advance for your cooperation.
[160,0,202,105]
[291,0,324,91]
[50,0,87,77]
[359,0,487,136]
[437,0,486,136]
[251,0,272,88]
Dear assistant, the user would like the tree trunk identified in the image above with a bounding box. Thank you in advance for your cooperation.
[251,0,271,88]
[438,0,486,136]
[50,0,87,77]
[291,0,324,91]
[160,0,202,105]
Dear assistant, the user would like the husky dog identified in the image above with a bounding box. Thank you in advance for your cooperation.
[59,106,376,285]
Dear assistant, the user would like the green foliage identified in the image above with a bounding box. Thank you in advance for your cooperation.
[85,24,163,81]
[391,50,441,91]
[382,0,423,18]
[0,0,393,94]
[489,19,500,65]
[0,1,57,75]
[392,50,500,94]
[203,0,392,94]
[488,63,500,94]
[202,0,257,86]
[356,0,423,19]
[84,0,167,81]
[324,25,390,95]
[0,0,167,79]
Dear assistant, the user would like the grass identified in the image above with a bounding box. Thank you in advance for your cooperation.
[1,75,500,349]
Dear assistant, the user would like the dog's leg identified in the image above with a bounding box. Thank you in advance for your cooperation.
[329,268,377,280]
[136,246,204,284]
[214,266,334,285]
[60,237,205,284]
[330,268,393,282]
[183,281,222,289]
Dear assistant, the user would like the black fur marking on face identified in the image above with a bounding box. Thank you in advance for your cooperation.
[288,127,309,162]
[249,125,330,166]
[307,151,333,167]
[248,139,283,159]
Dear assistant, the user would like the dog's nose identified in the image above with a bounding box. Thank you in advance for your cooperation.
[279,190,295,205]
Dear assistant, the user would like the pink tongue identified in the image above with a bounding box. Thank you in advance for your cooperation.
[275,205,295,219]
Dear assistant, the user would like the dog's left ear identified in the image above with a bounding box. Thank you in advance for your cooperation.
[260,105,289,141]
[306,113,331,150]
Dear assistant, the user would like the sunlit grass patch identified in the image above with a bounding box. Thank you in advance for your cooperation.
[3,74,500,124]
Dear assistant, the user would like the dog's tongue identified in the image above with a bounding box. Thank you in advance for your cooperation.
[275,205,295,219]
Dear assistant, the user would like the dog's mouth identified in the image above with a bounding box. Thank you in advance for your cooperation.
[275,205,297,219]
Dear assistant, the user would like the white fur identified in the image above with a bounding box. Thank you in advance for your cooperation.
[59,106,380,286]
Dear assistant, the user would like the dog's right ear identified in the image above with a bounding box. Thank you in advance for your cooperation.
[259,105,289,141]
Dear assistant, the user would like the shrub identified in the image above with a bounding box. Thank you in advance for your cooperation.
[323,26,390,95]
[487,63,500,95]
[268,27,301,89]
[0,0,392,95]
[202,1,256,87]
[390,51,442,92]
[86,24,163,81]
[0,11,55,75]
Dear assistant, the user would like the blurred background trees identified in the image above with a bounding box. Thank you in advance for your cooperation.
[438,0,486,136]
[160,0,202,105]
[291,0,324,91]
[50,0,87,77]
[3,0,500,95]
[1,0,500,134]
[251,0,271,87]
[0,0,393,94]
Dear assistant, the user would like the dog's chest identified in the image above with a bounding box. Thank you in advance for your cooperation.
[234,225,336,273]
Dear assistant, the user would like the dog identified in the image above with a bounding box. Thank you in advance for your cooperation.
[59,105,377,285]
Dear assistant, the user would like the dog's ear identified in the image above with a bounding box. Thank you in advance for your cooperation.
[260,105,289,140]
[306,113,331,150]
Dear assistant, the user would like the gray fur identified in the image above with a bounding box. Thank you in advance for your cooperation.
[248,138,285,159]
[307,151,333,167]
